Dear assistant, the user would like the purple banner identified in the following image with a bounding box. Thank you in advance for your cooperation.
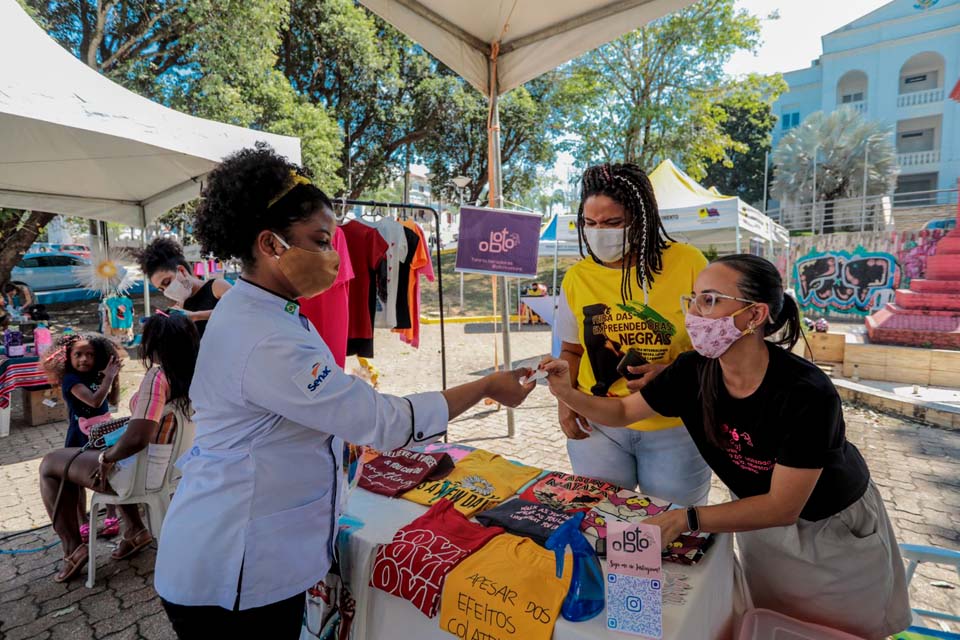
[454,206,542,277]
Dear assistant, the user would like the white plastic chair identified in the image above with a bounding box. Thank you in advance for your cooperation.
[86,406,194,588]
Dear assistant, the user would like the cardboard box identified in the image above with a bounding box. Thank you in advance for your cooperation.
[21,387,67,426]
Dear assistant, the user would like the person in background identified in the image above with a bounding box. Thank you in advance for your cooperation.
[541,255,910,639]
[154,146,535,638]
[38,312,199,582]
[41,333,123,548]
[555,162,711,506]
[135,238,230,338]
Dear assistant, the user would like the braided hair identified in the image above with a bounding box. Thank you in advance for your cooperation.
[576,163,673,303]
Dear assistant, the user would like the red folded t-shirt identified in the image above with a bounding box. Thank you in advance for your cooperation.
[370,499,503,617]
[519,471,620,513]
[358,449,454,498]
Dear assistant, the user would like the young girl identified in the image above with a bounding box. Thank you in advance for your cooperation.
[541,255,910,639]
[135,237,231,338]
[43,333,122,539]
[40,312,200,582]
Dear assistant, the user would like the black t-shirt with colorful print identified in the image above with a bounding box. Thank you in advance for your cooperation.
[640,342,870,521]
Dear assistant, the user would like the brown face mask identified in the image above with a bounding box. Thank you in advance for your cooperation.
[271,233,340,299]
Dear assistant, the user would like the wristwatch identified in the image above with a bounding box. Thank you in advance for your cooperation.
[685,506,701,535]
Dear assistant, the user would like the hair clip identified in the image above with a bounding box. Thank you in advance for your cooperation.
[155,309,170,318]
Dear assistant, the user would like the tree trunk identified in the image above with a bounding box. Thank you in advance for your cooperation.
[0,211,56,285]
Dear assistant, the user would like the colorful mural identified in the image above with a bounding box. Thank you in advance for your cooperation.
[794,248,899,315]
[789,229,949,317]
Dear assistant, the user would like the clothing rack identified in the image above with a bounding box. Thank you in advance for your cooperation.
[344,199,447,391]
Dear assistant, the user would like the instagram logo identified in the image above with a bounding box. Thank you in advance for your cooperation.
[479,228,520,254]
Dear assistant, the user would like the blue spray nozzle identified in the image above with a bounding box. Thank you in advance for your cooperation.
[544,511,605,622]
[546,511,588,577]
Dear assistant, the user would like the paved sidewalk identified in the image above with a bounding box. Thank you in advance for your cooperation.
[1,324,958,639]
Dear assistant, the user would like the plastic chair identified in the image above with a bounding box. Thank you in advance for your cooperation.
[738,609,864,639]
[891,544,960,640]
[86,406,194,588]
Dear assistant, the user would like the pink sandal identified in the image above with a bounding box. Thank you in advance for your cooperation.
[79,524,90,544]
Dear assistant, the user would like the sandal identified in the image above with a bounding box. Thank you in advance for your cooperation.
[111,529,153,561]
[54,544,89,583]
[100,517,120,538]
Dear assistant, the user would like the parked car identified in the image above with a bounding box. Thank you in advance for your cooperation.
[10,252,89,291]
[58,243,92,260]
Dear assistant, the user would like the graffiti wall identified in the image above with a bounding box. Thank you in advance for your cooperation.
[789,228,949,318]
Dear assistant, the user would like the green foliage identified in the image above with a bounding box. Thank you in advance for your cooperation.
[415,77,556,205]
[771,107,898,203]
[702,74,786,207]
[552,0,764,178]
[702,245,720,262]
[279,0,439,197]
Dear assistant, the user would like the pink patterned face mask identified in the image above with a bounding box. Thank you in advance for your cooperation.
[684,304,755,359]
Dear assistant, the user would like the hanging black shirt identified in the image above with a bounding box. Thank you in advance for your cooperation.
[393,226,419,330]
[640,342,870,521]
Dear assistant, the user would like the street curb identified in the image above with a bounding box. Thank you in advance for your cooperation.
[421,315,523,325]
[833,378,960,432]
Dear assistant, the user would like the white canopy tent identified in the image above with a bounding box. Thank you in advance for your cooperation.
[0,0,301,228]
[360,0,697,433]
[648,160,789,256]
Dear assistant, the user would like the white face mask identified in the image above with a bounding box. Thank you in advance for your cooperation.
[163,271,193,303]
[583,225,630,263]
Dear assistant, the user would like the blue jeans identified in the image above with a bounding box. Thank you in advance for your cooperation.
[566,423,711,506]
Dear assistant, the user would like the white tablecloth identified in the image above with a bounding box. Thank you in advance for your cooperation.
[338,488,734,640]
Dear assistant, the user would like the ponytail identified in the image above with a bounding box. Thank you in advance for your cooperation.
[697,254,799,447]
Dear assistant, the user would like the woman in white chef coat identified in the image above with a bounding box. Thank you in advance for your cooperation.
[153,146,536,638]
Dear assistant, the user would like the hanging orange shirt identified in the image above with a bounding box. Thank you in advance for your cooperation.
[439,534,572,640]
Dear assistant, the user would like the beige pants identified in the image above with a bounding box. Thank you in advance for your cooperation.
[737,481,912,639]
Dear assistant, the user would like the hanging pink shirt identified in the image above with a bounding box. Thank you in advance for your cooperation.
[299,227,355,368]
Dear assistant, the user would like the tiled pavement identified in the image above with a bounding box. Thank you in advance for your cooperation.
[1,324,958,639]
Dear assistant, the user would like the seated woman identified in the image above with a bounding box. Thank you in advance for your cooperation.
[39,311,199,582]
[540,254,910,640]
[135,237,231,338]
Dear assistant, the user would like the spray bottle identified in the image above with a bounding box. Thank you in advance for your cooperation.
[545,511,605,622]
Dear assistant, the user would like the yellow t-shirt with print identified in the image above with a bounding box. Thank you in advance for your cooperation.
[561,241,707,431]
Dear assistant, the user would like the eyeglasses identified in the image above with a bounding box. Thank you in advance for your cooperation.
[680,292,756,316]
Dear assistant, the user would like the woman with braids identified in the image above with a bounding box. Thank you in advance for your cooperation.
[541,255,910,639]
[153,145,535,637]
[555,162,711,505]
[135,237,231,338]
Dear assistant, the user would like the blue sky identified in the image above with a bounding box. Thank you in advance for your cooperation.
[724,0,891,76]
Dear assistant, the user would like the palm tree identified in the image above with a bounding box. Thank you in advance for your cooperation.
[772,107,898,232]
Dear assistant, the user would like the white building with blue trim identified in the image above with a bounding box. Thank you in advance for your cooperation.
[771,0,960,198]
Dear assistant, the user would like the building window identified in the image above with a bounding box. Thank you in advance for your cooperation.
[841,92,864,103]
[904,74,927,85]
[781,112,800,131]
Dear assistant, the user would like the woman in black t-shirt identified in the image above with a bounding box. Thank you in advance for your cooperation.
[541,254,910,640]
[135,238,231,338]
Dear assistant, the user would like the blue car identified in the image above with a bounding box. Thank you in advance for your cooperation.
[10,251,89,291]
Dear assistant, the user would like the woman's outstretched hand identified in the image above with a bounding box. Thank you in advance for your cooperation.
[484,368,537,408]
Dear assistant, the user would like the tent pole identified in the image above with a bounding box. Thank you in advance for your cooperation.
[488,62,515,437]
[140,227,150,317]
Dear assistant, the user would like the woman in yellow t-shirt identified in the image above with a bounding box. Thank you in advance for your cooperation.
[555,162,711,506]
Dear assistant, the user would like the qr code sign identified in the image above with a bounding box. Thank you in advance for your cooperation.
[606,574,663,638]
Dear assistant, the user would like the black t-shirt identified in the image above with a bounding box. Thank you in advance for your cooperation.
[640,342,870,521]
[61,371,109,446]
[475,499,571,545]
[393,227,419,331]
[183,280,220,338]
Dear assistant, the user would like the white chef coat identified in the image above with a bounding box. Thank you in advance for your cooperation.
[154,278,448,610]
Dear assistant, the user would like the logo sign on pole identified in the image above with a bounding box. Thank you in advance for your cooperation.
[455,206,541,277]
[606,521,663,638]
